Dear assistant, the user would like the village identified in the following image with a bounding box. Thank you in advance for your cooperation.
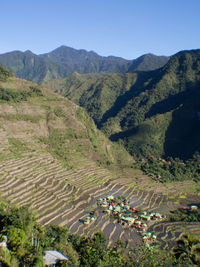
[81,195,165,247]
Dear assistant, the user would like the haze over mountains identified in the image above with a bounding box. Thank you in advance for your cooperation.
[0,45,169,83]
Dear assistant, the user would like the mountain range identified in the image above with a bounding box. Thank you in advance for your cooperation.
[0,46,199,161]
[45,49,200,160]
[0,46,169,83]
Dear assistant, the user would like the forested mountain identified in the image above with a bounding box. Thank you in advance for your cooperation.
[41,45,130,74]
[0,46,168,84]
[0,50,67,84]
[127,53,169,72]
[45,49,200,160]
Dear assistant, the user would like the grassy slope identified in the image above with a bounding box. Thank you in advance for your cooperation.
[0,70,134,172]
[45,50,200,160]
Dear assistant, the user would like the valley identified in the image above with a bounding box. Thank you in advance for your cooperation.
[0,50,200,265]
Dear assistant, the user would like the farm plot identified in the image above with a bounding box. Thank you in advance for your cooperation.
[147,221,200,249]
[0,151,200,249]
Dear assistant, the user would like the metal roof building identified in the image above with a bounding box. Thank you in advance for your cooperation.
[44,250,69,266]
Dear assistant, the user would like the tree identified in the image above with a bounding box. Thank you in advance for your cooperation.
[173,233,200,265]
[3,226,25,251]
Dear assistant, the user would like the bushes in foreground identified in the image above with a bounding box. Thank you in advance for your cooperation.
[0,201,199,266]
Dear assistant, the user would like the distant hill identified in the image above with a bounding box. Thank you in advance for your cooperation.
[46,49,200,160]
[0,50,67,84]
[127,53,169,72]
[0,46,168,83]
[41,45,131,74]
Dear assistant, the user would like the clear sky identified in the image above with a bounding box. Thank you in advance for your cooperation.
[1,0,200,59]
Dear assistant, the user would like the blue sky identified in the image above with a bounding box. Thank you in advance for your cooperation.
[1,0,200,59]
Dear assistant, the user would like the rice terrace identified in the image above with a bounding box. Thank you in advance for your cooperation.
[0,46,200,265]
[0,134,200,251]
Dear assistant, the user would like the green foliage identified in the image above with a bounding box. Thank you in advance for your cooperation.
[140,152,200,183]
[0,87,30,102]
[54,107,65,118]
[57,49,200,163]
[0,247,18,267]
[4,227,25,251]
[29,85,43,96]
[8,138,31,158]
[68,231,128,266]
[173,233,200,265]
[169,207,200,222]
[129,244,175,267]
[0,85,43,103]
[127,53,169,72]
[0,204,44,265]
[44,225,68,250]
[0,65,13,82]
[0,47,168,83]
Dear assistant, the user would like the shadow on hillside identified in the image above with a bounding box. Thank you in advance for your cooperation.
[145,90,191,118]
[145,81,200,119]
[99,69,163,127]
[164,90,200,160]
[110,127,138,142]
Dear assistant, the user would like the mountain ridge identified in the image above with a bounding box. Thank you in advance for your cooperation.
[0,46,169,83]
[45,49,200,160]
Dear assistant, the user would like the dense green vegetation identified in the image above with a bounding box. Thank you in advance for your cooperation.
[0,51,66,84]
[172,233,200,265]
[0,85,43,103]
[127,53,169,72]
[140,152,200,183]
[169,207,200,222]
[53,49,200,162]
[0,65,13,81]
[0,46,168,84]
[0,201,146,266]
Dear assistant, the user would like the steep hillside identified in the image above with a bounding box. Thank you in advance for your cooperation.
[0,50,67,84]
[127,53,169,72]
[106,49,200,160]
[0,46,168,83]
[43,72,140,126]
[0,69,134,169]
[1,66,200,253]
[0,68,172,245]
[48,49,200,160]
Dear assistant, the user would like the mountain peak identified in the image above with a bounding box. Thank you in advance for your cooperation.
[0,46,169,83]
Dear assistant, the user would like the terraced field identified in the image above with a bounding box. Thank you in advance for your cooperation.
[147,221,200,249]
[0,76,199,250]
[1,150,199,249]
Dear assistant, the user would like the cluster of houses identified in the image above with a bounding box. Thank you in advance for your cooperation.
[82,195,163,235]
